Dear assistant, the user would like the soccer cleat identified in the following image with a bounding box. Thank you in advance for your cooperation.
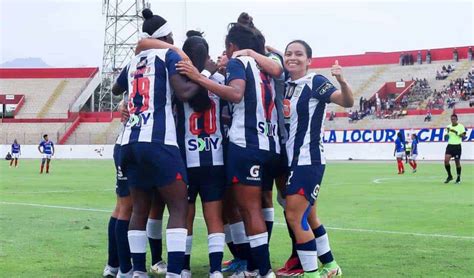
[243,270,258,277]
[318,261,342,278]
[444,176,453,184]
[455,177,461,184]
[412,169,417,173]
[222,258,247,273]
[150,260,167,275]
[181,269,192,278]
[117,268,133,278]
[228,271,245,278]
[209,271,224,278]
[102,265,118,277]
[222,259,233,266]
[276,256,304,276]
[132,271,148,278]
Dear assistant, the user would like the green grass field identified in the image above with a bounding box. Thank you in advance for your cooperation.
[0,159,473,277]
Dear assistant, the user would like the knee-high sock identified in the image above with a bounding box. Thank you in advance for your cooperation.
[116,219,132,273]
[248,233,271,276]
[445,164,452,177]
[313,225,334,264]
[208,233,225,273]
[296,239,318,272]
[107,217,119,268]
[456,166,461,178]
[128,230,148,272]
[146,219,163,265]
[262,208,274,242]
[166,228,187,275]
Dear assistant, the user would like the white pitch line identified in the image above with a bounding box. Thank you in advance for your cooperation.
[1,201,473,241]
[1,189,114,194]
[0,201,111,213]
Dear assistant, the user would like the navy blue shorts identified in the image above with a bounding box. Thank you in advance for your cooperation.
[187,166,225,203]
[120,142,188,190]
[114,144,130,197]
[226,143,279,191]
[286,164,325,205]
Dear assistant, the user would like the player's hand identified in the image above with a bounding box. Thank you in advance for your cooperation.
[176,61,201,81]
[204,59,218,75]
[232,49,254,58]
[118,100,130,122]
[331,60,345,83]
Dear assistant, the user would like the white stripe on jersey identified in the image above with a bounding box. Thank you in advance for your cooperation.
[121,49,178,146]
[285,73,328,166]
[228,56,280,153]
[181,73,224,168]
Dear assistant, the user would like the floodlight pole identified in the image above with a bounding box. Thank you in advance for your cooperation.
[98,0,148,112]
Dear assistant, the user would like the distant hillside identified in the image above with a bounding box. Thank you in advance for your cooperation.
[0,58,51,68]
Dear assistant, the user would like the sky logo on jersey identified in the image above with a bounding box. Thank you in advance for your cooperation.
[188,137,220,152]
[258,121,278,137]
[128,113,151,127]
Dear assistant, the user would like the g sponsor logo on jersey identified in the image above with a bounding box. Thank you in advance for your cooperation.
[128,113,151,127]
[317,82,335,96]
[310,184,320,200]
[188,137,220,152]
[247,165,261,181]
[116,166,127,181]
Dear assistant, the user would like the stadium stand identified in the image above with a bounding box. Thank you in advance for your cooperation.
[65,119,121,144]
[0,123,68,144]
[1,47,472,145]
[0,68,98,119]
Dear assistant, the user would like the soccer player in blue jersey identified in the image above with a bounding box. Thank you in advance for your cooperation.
[409,134,419,173]
[394,132,405,174]
[113,9,203,278]
[9,139,20,168]
[38,134,54,174]
[282,40,353,278]
[177,23,283,278]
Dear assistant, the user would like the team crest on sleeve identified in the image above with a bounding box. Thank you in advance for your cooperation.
[283,99,291,118]
[317,82,335,95]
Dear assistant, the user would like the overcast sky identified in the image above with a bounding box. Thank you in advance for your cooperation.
[0,0,472,67]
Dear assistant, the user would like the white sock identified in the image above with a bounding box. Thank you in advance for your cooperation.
[166,228,187,252]
[185,235,193,255]
[128,230,147,253]
[208,233,225,253]
[146,218,163,239]
[224,224,233,244]
[262,208,274,222]
[230,221,248,244]
[248,232,268,248]
[315,233,331,255]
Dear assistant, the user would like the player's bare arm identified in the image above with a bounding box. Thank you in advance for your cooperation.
[176,61,245,103]
[232,49,283,78]
[329,60,354,108]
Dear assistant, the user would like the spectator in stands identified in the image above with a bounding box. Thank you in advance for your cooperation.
[329,111,335,121]
[359,96,364,112]
[453,48,459,62]
[426,49,432,64]
[424,111,432,122]
[468,47,473,61]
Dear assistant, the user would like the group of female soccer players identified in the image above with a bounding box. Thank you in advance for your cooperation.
[103,8,353,278]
